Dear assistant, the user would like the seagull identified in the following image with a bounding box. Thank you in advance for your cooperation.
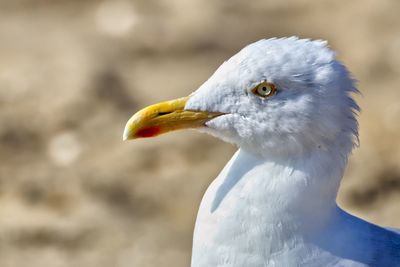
[123,37,400,267]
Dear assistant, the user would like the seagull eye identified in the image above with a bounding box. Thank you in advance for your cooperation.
[252,82,276,98]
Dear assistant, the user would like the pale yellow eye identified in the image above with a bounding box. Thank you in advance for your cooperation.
[252,82,276,98]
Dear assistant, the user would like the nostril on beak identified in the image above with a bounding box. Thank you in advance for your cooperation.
[158,111,172,116]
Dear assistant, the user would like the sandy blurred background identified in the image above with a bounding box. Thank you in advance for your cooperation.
[0,0,400,266]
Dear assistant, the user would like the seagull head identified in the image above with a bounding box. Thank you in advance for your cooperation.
[124,37,359,159]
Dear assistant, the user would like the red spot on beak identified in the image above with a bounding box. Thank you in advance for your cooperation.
[136,127,161,138]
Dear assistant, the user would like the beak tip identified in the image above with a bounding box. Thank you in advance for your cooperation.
[122,96,193,141]
[122,125,133,141]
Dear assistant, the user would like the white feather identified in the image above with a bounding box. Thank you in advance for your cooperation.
[184,37,400,266]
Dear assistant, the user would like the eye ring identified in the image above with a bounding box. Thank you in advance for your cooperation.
[251,81,277,98]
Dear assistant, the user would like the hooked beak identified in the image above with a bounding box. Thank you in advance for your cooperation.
[123,96,223,140]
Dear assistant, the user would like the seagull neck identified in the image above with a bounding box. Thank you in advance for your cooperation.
[234,147,348,227]
[192,145,353,264]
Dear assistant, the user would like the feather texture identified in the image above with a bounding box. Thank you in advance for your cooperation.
[184,38,399,266]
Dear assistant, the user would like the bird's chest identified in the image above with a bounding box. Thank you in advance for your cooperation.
[190,150,369,267]
[191,171,314,267]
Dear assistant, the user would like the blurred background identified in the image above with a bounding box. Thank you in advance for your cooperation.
[1,0,400,266]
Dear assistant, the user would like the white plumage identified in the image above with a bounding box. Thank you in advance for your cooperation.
[124,37,400,266]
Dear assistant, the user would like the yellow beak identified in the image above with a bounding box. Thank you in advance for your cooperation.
[123,96,223,140]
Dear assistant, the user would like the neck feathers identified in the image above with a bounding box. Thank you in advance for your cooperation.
[192,148,349,266]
